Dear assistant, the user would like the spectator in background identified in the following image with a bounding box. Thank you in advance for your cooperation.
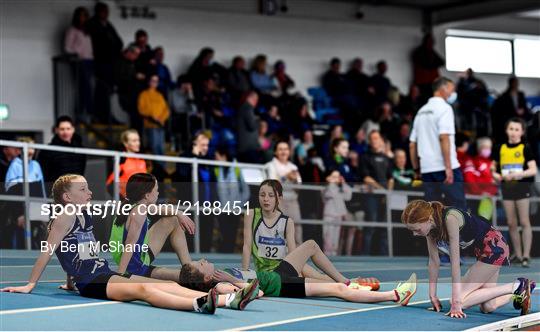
[461,137,498,220]
[106,129,147,198]
[37,116,86,191]
[258,120,273,162]
[129,29,153,75]
[151,46,174,99]
[87,2,123,123]
[198,75,227,130]
[250,54,278,107]
[456,132,473,183]
[491,76,529,144]
[492,118,537,268]
[392,149,418,190]
[291,101,314,138]
[346,58,371,99]
[322,57,358,129]
[214,147,250,253]
[138,75,170,159]
[377,101,400,143]
[350,127,368,156]
[321,124,344,160]
[456,68,489,135]
[64,6,94,122]
[295,130,314,166]
[187,47,227,98]
[470,137,497,197]
[266,141,303,245]
[322,168,352,256]
[5,137,45,196]
[359,112,380,139]
[395,84,422,121]
[0,146,19,195]
[392,121,411,163]
[370,60,392,104]
[5,137,46,249]
[327,138,357,183]
[115,45,145,132]
[174,131,216,252]
[263,105,284,136]
[272,60,295,97]
[412,33,445,103]
[359,130,394,255]
[409,77,466,209]
[322,58,347,99]
[236,91,261,163]
[299,147,325,184]
[169,75,198,151]
[227,56,252,106]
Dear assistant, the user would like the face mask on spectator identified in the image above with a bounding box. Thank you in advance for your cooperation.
[479,148,491,158]
[446,92,457,104]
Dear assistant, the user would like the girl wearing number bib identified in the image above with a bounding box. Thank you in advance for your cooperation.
[242,180,347,282]
[491,118,537,268]
[110,173,195,282]
[1,174,259,314]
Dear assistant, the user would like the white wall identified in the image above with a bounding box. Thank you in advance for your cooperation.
[0,0,424,142]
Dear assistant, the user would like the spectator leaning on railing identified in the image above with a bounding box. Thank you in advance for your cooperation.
[106,129,147,198]
[37,116,87,192]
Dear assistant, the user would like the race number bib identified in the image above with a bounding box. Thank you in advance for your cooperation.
[76,232,99,260]
[501,164,523,176]
[257,236,286,260]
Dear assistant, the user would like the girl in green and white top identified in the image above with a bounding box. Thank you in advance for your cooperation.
[242,179,334,281]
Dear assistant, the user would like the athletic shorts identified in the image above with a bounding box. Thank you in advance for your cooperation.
[501,182,531,201]
[274,261,306,298]
[474,229,510,266]
[77,272,130,300]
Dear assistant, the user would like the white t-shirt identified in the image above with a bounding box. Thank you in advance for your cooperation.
[409,97,460,173]
[265,157,302,200]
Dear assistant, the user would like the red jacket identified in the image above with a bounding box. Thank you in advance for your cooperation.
[458,151,497,196]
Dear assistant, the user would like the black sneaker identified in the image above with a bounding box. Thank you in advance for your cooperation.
[522,258,530,268]
[510,255,523,264]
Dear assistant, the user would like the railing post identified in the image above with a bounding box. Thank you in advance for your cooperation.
[192,159,200,254]
[491,195,498,227]
[113,153,120,201]
[386,190,393,257]
[22,143,32,250]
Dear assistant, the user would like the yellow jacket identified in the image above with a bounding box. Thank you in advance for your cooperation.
[138,88,170,128]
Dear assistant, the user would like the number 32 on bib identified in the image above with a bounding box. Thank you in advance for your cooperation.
[257,236,286,259]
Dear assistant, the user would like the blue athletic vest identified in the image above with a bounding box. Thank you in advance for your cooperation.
[443,207,491,250]
[55,213,112,289]
[121,215,152,276]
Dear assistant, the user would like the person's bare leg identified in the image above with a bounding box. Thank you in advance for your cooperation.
[148,216,192,264]
[502,200,522,259]
[302,265,334,282]
[106,275,196,310]
[460,262,513,310]
[471,270,513,313]
[284,240,348,283]
[305,279,395,303]
[516,198,532,260]
[115,274,232,307]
